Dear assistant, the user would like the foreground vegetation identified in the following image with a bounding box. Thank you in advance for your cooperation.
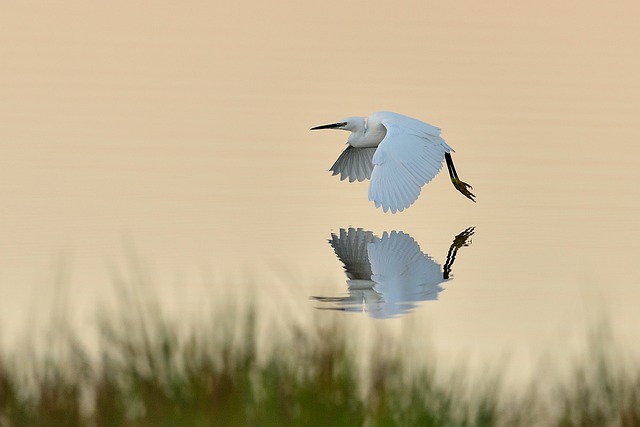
[0,298,639,427]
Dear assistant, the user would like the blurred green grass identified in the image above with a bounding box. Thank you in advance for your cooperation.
[0,294,639,427]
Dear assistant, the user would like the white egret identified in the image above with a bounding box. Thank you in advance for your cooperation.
[311,111,475,213]
[312,227,475,318]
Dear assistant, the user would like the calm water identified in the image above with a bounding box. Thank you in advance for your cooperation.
[1,2,640,379]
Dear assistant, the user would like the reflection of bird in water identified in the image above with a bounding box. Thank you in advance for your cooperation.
[312,227,475,318]
[311,111,475,213]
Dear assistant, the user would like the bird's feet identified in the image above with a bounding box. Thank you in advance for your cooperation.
[451,177,476,202]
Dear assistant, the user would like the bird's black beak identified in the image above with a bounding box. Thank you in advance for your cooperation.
[310,122,345,130]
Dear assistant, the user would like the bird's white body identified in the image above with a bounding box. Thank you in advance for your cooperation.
[344,112,450,150]
[312,111,459,213]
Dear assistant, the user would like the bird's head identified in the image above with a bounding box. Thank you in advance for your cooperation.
[310,117,365,132]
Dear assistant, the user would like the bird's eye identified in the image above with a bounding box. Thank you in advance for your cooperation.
[339,122,347,127]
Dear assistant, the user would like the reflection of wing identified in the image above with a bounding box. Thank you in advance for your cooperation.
[368,113,451,213]
[329,146,377,182]
[316,227,472,319]
[313,229,380,313]
[367,231,444,317]
[329,228,377,280]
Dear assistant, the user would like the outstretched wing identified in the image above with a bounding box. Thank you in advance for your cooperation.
[329,146,377,182]
[368,117,449,213]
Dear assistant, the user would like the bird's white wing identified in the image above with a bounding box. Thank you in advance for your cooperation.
[368,119,448,213]
[370,111,446,141]
[329,146,377,182]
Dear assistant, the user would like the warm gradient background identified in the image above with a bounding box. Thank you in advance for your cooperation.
[2,1,639,375]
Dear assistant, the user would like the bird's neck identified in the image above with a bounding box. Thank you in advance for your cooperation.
[347,119,382,148]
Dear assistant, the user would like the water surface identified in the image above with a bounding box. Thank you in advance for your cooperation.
[1,1,639,379]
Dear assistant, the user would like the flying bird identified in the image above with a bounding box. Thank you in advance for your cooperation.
[311,111,475,213]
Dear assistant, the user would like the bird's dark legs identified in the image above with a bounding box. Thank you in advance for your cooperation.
[445,152,459,180]
[445,153,475,202]
[443,227,475,280]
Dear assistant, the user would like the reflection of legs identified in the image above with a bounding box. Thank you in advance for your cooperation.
[443,227,475,280]
[445,153,476,202]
